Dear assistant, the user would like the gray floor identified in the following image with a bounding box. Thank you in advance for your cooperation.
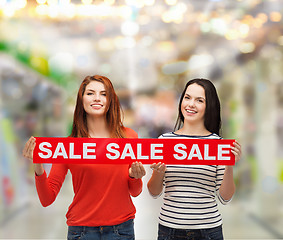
[1,168,283,240]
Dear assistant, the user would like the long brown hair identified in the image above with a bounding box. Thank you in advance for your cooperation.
[69,75,125,138]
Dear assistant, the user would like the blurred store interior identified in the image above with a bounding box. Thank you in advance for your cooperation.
[0,0,283,239]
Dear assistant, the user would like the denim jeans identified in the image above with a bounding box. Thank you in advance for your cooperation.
[157,224,223,240]
[67,219,135,240]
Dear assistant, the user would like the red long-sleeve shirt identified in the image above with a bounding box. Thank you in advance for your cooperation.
[35,128,142,226]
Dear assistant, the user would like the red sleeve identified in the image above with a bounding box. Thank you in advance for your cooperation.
[128,177,142,197]
[35,164,68,207]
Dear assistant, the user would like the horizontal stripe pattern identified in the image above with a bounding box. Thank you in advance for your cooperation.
[158,132,227,229]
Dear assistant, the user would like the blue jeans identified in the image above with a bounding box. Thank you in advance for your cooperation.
[157,224,223,240]
[67,219,135,240]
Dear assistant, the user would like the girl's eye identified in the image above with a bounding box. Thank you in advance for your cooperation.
[86,92,93,95]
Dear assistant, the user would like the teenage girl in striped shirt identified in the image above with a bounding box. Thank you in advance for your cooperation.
[147,78,241,240]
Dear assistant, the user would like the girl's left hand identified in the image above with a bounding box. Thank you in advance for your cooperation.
[129,162,146,179]
[231,140,241,163]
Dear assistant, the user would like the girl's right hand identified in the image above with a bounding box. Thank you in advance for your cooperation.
[23,136,44,176]
[22,136,36,162]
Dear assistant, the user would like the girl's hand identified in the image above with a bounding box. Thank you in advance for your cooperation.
[23,136,44,176]
[22,136,36,162]
[129,162,146,179]
[231,140,241,163]
[150,162,166,174]
[147,162,166,196]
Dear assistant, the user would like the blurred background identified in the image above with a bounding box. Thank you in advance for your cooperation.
[0,0,283,239]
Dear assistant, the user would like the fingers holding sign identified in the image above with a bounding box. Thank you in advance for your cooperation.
[23,136,44,176]
[231,140,241,163]
[129,162,146,179]
[23,136,36,162]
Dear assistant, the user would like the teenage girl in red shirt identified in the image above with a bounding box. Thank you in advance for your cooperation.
[23,75,145,240]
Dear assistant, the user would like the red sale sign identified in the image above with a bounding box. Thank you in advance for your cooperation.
[33,137,235,165]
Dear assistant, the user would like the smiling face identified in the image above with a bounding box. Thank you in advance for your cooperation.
[83,81,107,117]
[181,83,206,125]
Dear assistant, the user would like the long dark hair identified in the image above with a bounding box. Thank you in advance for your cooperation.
[70,75,125,138]
[174,78,221,136]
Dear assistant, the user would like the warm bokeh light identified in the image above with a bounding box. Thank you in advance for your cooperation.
[35,4,48,16]
[278,35,283,45]
[270,11,282,22]
[242,14,254,25]
[121,21,140,36]
[104,0,115,5]
[47,5,59,18]
[157,41,175,52]
[239,42,255,53]
[47,0,58,6]
[161,3,186,24]
[165,0,177,6]
[15,0,27,9]
[239,23,250,38]
[144,0,155,6]
[61,3,76,18]
[2,6,15,17]
[98,38,115,51]
[257,13,268,23]
[210,18,227,35]
[60,0,72,5]
[225,29,239,40]
[36,0,47,4]
[253,17,264,28]
[118,5,132,19]
[82,0,93,4]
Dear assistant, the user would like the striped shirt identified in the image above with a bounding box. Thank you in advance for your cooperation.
[157,132,230,229]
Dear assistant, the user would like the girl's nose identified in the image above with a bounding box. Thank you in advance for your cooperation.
[188,99,195,107]
[94,93,101,101]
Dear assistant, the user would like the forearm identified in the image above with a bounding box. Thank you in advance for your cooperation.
[147,172,164,196]
[35,164,67,207]
[35,171,57,207]
[34,163,44,176]
[219,166,235,201]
